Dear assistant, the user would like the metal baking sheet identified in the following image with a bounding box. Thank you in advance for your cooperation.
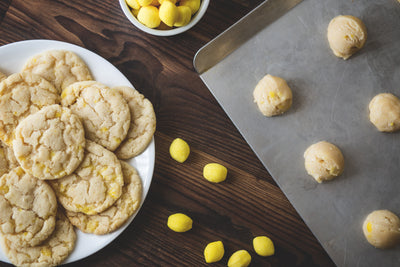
[194,0,400,266]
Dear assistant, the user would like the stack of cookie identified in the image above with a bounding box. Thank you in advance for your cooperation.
[0,50,156,266]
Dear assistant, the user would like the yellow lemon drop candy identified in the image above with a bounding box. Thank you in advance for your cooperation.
[159,1,179,27]
[174,6,192,27]
[169,138,190,163]
[159,0,177,4]
[227,250,251,267]
[137,6,161,28]
[126,0,140,9]
[204,241,224,263]
[138,0,153,6]
[253,236,275,257]
[179,0,200,15]
[167,213,193,232]
[203,163,227,183]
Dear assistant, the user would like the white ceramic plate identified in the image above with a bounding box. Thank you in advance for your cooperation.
[0,39,155,264]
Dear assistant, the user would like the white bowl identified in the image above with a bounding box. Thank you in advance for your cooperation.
[119,0,209,36]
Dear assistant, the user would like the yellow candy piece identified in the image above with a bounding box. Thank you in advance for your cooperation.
[126,0,140,9]
[253,236,275,257]
[174,6,192,27]
[137,6,161,28]
[138,0,153,6]
[227,250,251,267]
[169,138,190,163]
[159,0,177,4]
[204,241,224,263]
[203,163,227,183]
[167,213,193,232]
[179,0,200,15]
[159,1,179,27]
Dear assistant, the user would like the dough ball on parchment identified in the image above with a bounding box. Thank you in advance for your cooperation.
[304,141,344,183]
[362,210,400,249]
[327,15,367,60]
[369,93,400,133]
[253,74,292,117]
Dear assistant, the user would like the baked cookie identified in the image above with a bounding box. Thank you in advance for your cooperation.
[112,86,156,159]
[0,72,60,145]
[0,141,19,177]
[0,72,6,82]
[61,81,130,151]
[50,140,124,215]
[0,210,76,267]
[13,105,85,180]
[0,167,57,247]
[22,50,93,93]
[66,161,142,234]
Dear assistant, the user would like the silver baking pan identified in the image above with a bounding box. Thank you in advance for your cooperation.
[194,0,400,266]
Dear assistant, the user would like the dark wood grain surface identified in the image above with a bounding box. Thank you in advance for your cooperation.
[0,0,335,266]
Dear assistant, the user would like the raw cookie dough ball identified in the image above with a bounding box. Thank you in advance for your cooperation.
[304,141,344,183]
[369,93,400,132]
[362,210,400,249]
[327,15,367,60]
[253,74,292,117]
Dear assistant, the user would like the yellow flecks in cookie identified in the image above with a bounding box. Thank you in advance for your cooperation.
[55,112,61,118]
[76,204,94,214]
[108,186,120,199]
[366,222,372,232]
[15,167,24,176]
[101,127,108,133]
[41,248,52,257]
[0,185,9,194]
[54,170,66,178]
[61,90,67,99]
[45,167,50,174]
[87,220,99,232]
[59,183,66,192]
[50,151,56,158]
[269,91,276,99]
[18,156,26,162]
[114,137,122,144]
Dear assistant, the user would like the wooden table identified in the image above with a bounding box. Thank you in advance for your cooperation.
[0,1,335,266]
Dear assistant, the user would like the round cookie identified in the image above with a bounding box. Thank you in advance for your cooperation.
[50,140,124,215]
[0,167,57,247]
[13,104,85,180]
[327,15,367,60]
[112,86,156,159]
[22,50,93,94]
[369,93,400,132]
[66,161,142,234]
[304,141,344,183]
[61,81,131,151]
[253,74,292,117]
[0,72,60,145]
[362,210,400,249]
[0,141,19,178]
[0,210,76,267]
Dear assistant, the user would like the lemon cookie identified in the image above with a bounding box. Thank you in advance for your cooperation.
[0,141,18,177]
[253,74,293,117]
[50,140,124,215]
[112,86,156,159]
[13,104,85,180]
[0,167,57,247]
[304,141,344,183]
[1,210,76,267]
[369,93,400,132]
[327,15,367,60]
[22,50,93,93]
[0,72,60,145]
[66,161,142,234]
[61,81,131,151]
